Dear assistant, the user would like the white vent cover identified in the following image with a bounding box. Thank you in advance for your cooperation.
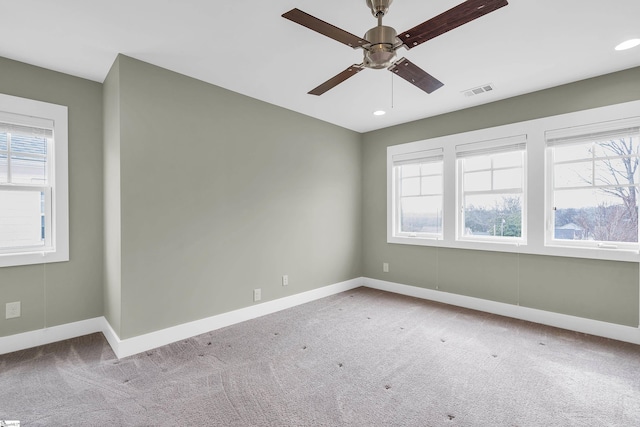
[463,83,495,97]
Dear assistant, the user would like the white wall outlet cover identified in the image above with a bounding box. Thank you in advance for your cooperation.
[383,263,389,273]
[6,301,21,319]
[282,275,289,286]
[253,289,261,302]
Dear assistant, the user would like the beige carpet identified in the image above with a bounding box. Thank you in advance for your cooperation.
[1,287,639,426]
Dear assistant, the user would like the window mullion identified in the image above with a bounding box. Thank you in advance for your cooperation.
[464,188,523,196]
[0,184,48,192]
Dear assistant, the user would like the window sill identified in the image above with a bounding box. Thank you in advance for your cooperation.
[388,235,639,262]
[0,249,68,268]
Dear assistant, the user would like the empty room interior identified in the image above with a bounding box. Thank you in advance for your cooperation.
[2,0,640,425]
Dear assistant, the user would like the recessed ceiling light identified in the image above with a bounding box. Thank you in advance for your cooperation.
[615,39,640,51]
[373,110,386,116]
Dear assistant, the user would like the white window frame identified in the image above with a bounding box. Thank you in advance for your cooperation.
[391,149,444,240]
[545,118,640,251]
[455,135,527,245]
[0,93,68,267]
[387,99,640,262]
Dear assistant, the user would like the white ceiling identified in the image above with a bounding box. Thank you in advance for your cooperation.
[2,0,639,133]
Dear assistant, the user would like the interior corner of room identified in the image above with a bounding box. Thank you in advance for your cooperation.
[1,54,640,359]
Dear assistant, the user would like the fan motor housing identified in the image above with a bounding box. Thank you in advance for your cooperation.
[363,25,398,69]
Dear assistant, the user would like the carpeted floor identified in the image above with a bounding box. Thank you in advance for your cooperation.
[1,287,640,426]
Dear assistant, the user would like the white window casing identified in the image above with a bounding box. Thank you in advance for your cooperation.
[0,93,68,267]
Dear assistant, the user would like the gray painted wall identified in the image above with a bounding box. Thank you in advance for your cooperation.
[362,67,640,327]
[2,51,639,342]
[0,57,104,337]
[107,56,362,339]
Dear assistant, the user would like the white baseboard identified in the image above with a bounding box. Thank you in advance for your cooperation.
[0,317,105,356]
[1,278,362,359]
[3,276,636,358]
[106,277,363,358]
[363,277,640,345]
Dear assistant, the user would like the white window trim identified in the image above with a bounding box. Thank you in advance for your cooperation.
[455,135,527,245]
[0,93,68,267]
[545,118,640,252]
[387,99,640,263]
[392,148,444,239]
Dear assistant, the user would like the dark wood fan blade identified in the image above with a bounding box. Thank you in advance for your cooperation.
[398,0,508,50]
[388,58,444,94]
[282,9,369,49]
[308,65,364,96]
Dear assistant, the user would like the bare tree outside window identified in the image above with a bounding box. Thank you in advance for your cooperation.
[553,135,639,243]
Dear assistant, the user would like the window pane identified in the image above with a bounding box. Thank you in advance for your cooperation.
[10,155,47,184]
[0,132,7,151]
[421,175,442,195]
[553,142,592,162]
[592,137,638,158]
[463,194,522,238]
[464,156,491,172]
[594,158,639,187]
[464,170,491,191]
[554,187,638,243]
[0,190,45,249]
[421,161,442,175]
[554,161,592,188]
[400,164,420,178]
[11,134,47,156]
[401,177,420,196]
[493,151,522,168]
[494,168,522,190]
[400,195,443,234]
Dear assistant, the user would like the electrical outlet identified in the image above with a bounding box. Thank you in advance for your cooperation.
[253,289,261,302]
[383,262,389,273]
[282,275,289,286]
[6,301,21,319]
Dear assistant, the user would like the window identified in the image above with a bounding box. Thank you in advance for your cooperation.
[0,94,68,267]
[546,119,640,249]
[392,149,444,239]
[456,136,526,243]
[387,99,640,262]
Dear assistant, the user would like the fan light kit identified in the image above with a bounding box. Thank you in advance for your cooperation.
[283,0,509,96]
[373,110,386,116]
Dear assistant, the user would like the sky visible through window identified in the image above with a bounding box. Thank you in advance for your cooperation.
[397,135,639,243]
[552,135,639,243]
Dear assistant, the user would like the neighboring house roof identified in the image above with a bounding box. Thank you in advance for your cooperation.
[557,223,583,230]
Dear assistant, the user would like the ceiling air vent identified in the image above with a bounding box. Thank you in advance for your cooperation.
[463,83,494,97]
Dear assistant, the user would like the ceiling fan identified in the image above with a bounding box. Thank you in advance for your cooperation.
[282,0,508,95]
